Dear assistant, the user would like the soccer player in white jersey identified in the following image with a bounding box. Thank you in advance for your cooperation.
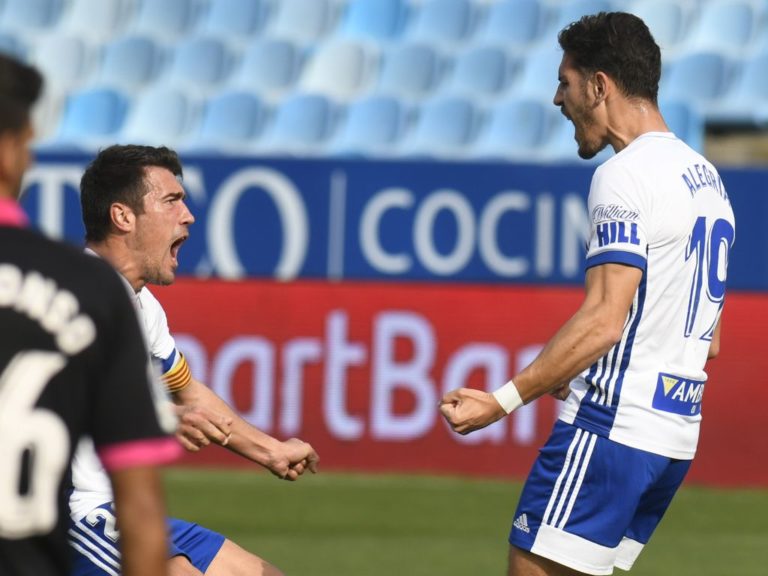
[440,12,735,576]
[69,145,320,576]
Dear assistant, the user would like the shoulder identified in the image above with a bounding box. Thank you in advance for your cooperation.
[137,286,171,332]
[137,286,168,318]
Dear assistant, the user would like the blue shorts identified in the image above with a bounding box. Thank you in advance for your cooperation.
[68,502,226,575]
[509,421,691,575]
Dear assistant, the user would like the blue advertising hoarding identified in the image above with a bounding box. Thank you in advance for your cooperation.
[19,153,768,290]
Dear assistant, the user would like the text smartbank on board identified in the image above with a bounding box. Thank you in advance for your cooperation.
[156,280,768,488]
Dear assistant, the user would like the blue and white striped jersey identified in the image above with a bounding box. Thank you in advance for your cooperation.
[559,132,736,459]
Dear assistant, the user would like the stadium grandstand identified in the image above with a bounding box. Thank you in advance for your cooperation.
[1,0,766,164]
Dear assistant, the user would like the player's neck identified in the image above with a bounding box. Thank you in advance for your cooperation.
[86,239,146,293]
[605,99,668,153]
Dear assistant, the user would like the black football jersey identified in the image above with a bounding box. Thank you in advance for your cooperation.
[0,226,172,575]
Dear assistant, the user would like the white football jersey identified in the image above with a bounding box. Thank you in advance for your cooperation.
[559,132,735,460]
[69,282,180,520]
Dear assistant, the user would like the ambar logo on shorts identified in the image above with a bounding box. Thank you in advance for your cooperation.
[652,373,705,416]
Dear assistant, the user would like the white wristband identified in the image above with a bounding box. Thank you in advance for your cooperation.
[492,380,524,414]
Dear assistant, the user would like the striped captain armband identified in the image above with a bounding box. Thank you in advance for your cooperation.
[163,352,192,393]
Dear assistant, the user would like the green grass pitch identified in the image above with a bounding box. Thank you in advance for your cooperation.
[163,467,768,575]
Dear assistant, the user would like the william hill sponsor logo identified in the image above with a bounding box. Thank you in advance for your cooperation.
[652,373,705,416]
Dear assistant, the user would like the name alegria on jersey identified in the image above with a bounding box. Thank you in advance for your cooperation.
[0,263,96,355]
[652,373,705,416]
[681,163,729,203]
[595,221,640,247]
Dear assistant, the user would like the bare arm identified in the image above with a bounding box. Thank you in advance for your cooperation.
[707,317,723,359]
[110,466,168,576]
[513,263,642,402]
[440,263,642,434]
[173,378,318,479]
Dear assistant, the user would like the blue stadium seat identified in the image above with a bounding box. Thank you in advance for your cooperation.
[471,98,552,161]
[131,0,204,38]
[299,40,378,101]
[52,87,128,147]
[120,87,199,147]
[477,0,547,49]
[30,34,95,94]
[165,36,235,93]
[0,33,27,60]
[0,0,63,31]
[659,52,731,109]
[684,0,759,55]
[97,35,165,92]
[548,0,614,34]
[660,100,705,152]
[187,91,264,152]
[406,0,477,47]
[32,91,66,143]
[708,51,768,127]
[261,93,336,155]
[267,0,338,44]
[401,96,479,158]
[510,45,563,100]
[443,45,518,98]
[231,38,304,101]
[378,43,444,101]
[198,0,271,39]
[329,95,409,156]
[340,0,410,41]
[59,0,133,40]
[626,0,690,53]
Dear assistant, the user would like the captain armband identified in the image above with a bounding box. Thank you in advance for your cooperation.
[492,380,524,414]
[162,352,192,393]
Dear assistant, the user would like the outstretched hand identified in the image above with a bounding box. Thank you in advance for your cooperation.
[439,388,506,435]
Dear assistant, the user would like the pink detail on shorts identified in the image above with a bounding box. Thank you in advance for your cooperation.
[0,198,28,227]
[98,437,181,471]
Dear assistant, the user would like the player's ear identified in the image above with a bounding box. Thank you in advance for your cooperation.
[592,71,610,105]
[0,129,26,195]
[0,133,14,183]
[110,202,135,233]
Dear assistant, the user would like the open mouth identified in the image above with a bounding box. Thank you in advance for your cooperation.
[170,235,188,264]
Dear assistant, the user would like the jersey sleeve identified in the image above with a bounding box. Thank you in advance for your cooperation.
[139,288,176,360]
[585,163,649,271]
[140,288,192,393]
[88,270,179,472]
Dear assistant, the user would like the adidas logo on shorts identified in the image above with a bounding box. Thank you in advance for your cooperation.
[513,513,531,533]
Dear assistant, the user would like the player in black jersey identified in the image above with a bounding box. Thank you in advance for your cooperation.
[0,53,179,576]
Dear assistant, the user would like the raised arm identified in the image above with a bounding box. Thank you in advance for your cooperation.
[440,263,642,435]
[707,317,723,359]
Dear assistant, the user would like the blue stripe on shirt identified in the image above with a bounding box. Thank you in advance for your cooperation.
[586,250,646,271]
[153,349,177,375]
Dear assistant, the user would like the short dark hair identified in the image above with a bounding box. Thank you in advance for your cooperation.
[80,145,183,242]
[0,52,43,134]
[558,12,661,103]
